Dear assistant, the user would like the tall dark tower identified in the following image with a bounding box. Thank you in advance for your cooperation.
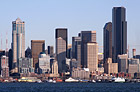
[103,22,112,63]
[55,28,67,73]
[81,31,96,68]
[112,7,127,63]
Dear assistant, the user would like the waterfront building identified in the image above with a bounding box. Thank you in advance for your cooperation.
[84,42,98,72]
[55,28,67,73]
[128,58,140,77]
[48,46,54,56]
[31,40,45,69]
[104,58,118,74]
[72,68,90,79]
[1,56,9,78]
[12,18,25,72]
[117,54,128,73]
[112,7,127,63]
[103,22,112,63]
[38,52,50,74]
[81,31,96,68]
[72,36,81,67]
[18,58,34,74]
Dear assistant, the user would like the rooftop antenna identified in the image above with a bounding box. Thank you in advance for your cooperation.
[6,32,8,56]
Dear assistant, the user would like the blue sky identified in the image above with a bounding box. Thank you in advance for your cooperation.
[0,0,140,55]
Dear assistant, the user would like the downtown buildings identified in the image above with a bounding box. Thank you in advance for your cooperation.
[1,6,138,80]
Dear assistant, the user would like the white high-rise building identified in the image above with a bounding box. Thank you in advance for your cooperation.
[12,18,25,73]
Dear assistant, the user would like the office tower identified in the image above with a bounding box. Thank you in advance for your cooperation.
[1,56,9,78]
[112,7,127,63]
[72,37,81,67]
[103,22,112,63]
[31,40,45,69]
[12,18,25,72]
[81,31,96,68]
[18,58,34,73]
[25,47,32,58]
[104,58,118,74]
[38,52,50,74]
[55,28,67,73]
[84,42,98,72]
[117,54,128,73]
[48,46,54,55]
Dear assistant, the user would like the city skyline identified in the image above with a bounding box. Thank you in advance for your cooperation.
[0,0,140,56]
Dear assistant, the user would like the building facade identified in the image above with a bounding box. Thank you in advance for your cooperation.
[84,42,98,72]
[104,58,118,74]
[55,28,67,73]
[12,18,25,72]
[18,58,34,74]
[112,7,127,63]
[103,22,112,63]
[72,37,81,67]
[117,54,128,73]
[31,40,45,69]
[1,56,9,78]
[38,52,50,74]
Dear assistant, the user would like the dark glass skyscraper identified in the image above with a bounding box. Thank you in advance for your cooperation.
[55,28,67,73]
[112,7,127,63]
[81,31,96,68]
[103,22,112,63]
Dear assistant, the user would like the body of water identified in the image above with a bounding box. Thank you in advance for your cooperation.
[0,82,140,92]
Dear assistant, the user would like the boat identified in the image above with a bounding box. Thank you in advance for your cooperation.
[36,79,42,83]
[52,80,56,83]
[48,79,53,83]
[65,77,79,82]
[92,80,96,83]
[111,77,125,83]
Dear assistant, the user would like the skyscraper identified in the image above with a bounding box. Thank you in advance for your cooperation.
[72,37,81,67]
[48,46,54,56]
[112,7,127,63]
[55,28,67,73]
[103,22,112,63]
[31,40,45,69]
[81,31,96,68]
[84,42,98,72]
[12,18,25,72]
